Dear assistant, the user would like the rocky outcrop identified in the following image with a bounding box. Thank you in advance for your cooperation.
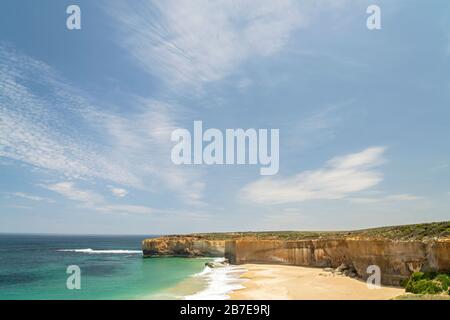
[142,237,225,257]
[224,239,450,285]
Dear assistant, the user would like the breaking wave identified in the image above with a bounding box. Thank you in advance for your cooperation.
[58,248,142,254]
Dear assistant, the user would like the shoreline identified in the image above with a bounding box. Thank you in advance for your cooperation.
[184,258,247,300]
[143,258,248,300]
[230,264,405,300]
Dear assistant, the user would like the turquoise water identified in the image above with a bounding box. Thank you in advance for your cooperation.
[0,234,210,299]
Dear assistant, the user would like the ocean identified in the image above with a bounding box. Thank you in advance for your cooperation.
[0,234,245,300]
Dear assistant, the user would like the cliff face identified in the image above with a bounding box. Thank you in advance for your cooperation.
[142,222,450,286]
[142,238,225,257]
[225,239,450,285]
[142,236,450,285]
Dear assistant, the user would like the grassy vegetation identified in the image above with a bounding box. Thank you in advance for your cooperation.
[163,221,450,241]
[358,221,450,241]
[394,294,450,300]
[401,271,450,296]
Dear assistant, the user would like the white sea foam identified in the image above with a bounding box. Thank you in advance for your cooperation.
[185,258,247,300]
[58,248,142,254]
[192,266,212,277]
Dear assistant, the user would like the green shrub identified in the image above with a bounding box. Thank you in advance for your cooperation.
[409,280,443,294]
[405,272,450,295]
[423,271,438,280]
[435,274,450,291]
[410,271,424,281]
[400,278,409,288]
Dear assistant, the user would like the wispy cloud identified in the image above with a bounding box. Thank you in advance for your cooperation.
[45,182,103,205]
[44,182,153,215]
[95,204,153,215]
[429,163,448,172]
[285,103,345,151]
[241,147,386,205]
[348,193,423,204]
[105,0,306,87]
[0,44,140,187]
[10,192,55,203]
[109,187,128,198]
[0,44,205,204]
[97,99,205,205]
[3,205,32,210]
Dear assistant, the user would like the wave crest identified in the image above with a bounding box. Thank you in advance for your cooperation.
[185,258,247,300]
[58,248,142,254]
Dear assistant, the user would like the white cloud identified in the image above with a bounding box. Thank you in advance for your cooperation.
[95,204,153,215]
[98,99,205,205]
[348,193,422,204]
[45,182,102,205]
[11,192,55,203]
[3,205,32,210]
[237,78,253,90]
[110,187,128,198]
[0,45,205,205]
[106,0,306,86]
[384,194,422,201]
[44,182,153,215]
[241,147,386,205]
[0,45,140,187]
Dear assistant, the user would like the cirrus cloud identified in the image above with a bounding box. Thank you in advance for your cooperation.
[110,187,128,198]
[0,44,205,205]
[105,0,306,86]
[240,147,386,205]
[44,182,153,215]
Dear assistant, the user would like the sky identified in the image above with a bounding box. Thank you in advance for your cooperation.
[0,0,449,235]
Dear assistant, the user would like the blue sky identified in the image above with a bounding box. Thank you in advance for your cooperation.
[0,0,449,235]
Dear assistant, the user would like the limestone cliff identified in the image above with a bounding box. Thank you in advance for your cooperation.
[224,239,450,285]
[142,222,450,285]
[142,237,225,257]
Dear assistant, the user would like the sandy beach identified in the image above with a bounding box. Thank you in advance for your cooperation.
[230,264,404,300]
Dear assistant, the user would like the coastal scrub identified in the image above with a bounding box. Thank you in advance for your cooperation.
[403,272,450,295]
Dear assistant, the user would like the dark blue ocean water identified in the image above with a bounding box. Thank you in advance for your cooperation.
[0,234,208,299]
